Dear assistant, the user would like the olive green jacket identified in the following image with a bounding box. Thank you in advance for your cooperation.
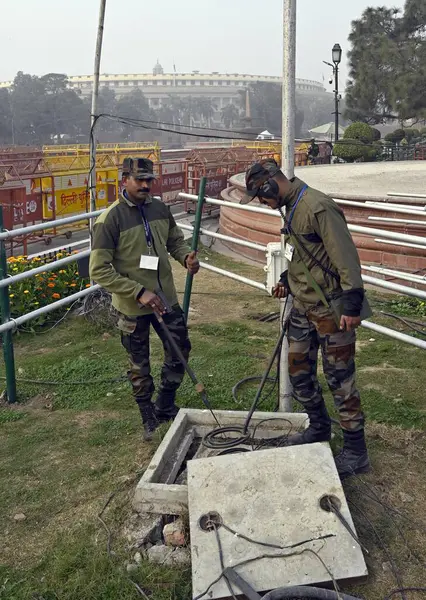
[89,193,190,316]
[281,177,364,315]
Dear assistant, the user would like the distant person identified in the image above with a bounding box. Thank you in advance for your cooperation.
[324,142,333,164]
[307,138,320,164]
[241,158,372,479]
[89,157,199,441]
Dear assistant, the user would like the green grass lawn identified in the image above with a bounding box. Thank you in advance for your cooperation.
[0,251,425,600]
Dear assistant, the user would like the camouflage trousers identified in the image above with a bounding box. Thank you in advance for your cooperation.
[287,305,364,432]
[119,305,191,408]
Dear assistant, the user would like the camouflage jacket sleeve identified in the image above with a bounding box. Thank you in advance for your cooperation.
[166,209,191,266]
[312,201,364,316]
[89,217,143,300]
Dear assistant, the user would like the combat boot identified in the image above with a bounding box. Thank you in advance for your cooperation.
[334,429,370,479]
[154,394,180,424]
[138,401,158,441]
[287,399,332,445]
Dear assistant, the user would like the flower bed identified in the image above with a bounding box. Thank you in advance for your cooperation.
[6,253,90,323]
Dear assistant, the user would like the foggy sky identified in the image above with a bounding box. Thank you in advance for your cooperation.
[1,0,405,90]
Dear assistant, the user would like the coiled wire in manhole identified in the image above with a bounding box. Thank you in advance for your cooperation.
[202,426,251,449]
[198,511,223,532]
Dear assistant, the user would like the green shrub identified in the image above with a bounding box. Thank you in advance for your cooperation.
[333,139,371,162]
[385,128,405,143]
[344,122,375,142]
[371,127,381,141]
[405,128,420,141]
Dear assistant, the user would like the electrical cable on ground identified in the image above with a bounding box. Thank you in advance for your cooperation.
[379,311,426,337]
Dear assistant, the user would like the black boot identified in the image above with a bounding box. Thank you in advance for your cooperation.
[154,394,180,424]
[138,402,158,441]
[287,400,332,445]
[335,429,370,480]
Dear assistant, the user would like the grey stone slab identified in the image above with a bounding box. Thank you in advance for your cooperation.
[188,443,367,600]
[133,409,308,515]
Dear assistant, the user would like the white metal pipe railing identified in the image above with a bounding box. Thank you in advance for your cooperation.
[362,274,426,299]
[0,250,90,289]
[368,216,426,226]
[365,202,426,215]
[362,265,426,284]
[361,321,426,350]
[377,202,426,210]
[336,199,425,217]
[180,193,426,247]
[179,223,267,252]
[199,261,267,292]
[375,238,426,250]
[0,285,100,335]
[28,238,90,259]
[0,209,105,241]
[179,193,277,217]
[388,192,426,200]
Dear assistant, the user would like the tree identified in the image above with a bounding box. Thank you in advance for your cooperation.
[115,88,155,141]
[0,89,13,144]
[333,121,379,162]
[246,82,307,136]
[345,4,426,123]
[221,103,239,128]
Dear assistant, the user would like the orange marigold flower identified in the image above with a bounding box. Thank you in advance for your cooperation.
[47,283,55,288]
[70,283,77,287]
[52,293,61,299]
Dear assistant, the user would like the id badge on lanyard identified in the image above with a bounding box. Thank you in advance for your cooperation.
[139,205,159,271]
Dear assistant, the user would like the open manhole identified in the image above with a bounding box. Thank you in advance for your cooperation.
[198,511,223,532]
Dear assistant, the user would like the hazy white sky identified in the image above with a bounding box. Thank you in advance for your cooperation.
[1,0,405,89]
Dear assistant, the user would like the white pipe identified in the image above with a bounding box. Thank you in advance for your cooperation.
[0,285,100,335]
[199,261,267,292]
[179,193,279,217]
[374,238,426,250]
[335,199,425,217]
[368,216,426,226]
[362,265,426,284]
[178,223,267,252]
[362,274,426,299]
[181,194,426,246]
[280,0,296,412]
[365,202,426,215]
[0,209,104,241]
[348,223,426,247]
[374,202,426,210]
[0,250,90,289]
[89,0,107,240]
[28,238,91,259]
[388,192,426,200]
[361,320,426,350]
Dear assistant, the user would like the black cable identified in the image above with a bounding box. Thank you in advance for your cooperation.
[213,525,238,600]
[384,589,426,600]
[379,311,426,337]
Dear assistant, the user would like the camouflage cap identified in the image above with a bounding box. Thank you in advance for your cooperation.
[239,158,281,204]
[122,157,156,180]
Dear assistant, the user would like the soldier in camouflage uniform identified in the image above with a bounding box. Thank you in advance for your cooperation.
[90,158,199,440]
[242,159,370,479]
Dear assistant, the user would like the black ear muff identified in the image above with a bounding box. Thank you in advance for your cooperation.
[258,178,280,199]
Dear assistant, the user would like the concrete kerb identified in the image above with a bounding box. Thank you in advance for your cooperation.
[132,408,309,516]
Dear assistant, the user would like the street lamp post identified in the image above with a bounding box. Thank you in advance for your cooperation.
[323,43,342,142]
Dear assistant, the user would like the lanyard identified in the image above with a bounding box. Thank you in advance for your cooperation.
[286,184,308,232]
[138,205,153,255]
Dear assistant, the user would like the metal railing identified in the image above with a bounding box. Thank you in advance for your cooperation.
[1,188,426,406]
[179,191,426,351]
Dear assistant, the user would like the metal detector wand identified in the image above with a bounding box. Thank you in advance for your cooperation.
[154,290,221,427]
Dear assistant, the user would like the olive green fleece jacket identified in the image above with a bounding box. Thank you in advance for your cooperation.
[280,177,364,315]
[89,192,191,316]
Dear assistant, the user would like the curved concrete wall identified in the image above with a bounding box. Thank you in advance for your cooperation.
[219,176,426,277]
